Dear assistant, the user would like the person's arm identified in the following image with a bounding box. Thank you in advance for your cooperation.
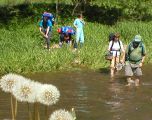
[124,42,132,63]
[141,56,146,63]
[45,27,50,38]
[120,52,125,63]
[73,19,77,28]
[45,20,52,38]
[39,20,46,37]
[108,41,112,51]
[39,27,45,36]
[139,56,145,67]
[139,44,146,67]
[120,41,125,63]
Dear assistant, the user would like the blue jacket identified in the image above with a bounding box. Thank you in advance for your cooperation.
[39,20,52,31]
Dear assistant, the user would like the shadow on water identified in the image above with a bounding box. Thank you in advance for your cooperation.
[1,64,152,120]
[99,67,110,74]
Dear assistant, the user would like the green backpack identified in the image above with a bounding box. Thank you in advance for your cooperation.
[126,41,144,62]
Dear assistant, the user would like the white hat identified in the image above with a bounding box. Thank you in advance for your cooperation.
[134,35,142,42]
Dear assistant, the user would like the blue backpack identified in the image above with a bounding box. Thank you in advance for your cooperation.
[42,12,55,25]
[58,26,75,35]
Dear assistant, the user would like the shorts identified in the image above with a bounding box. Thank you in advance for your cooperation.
[125,63,142,77]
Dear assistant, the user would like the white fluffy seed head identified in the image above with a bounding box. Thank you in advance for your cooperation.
[0,73,25,93]
[32,81,43,102]
[49,109,75,120]
[12,79,37,103]
[37,84,60,106]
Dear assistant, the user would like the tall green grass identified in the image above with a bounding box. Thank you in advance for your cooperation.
[0,20,152,74]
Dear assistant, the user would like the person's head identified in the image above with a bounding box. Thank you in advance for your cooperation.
[64,33,70,40]
[133,35,142,48]
[78,14,83,19]
[113,33,120,41]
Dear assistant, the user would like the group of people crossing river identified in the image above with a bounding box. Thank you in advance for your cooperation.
[39,12,146,87]
[107,33,146,86]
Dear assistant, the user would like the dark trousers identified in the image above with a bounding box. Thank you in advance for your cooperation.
[43,29,52,49]
[59,34,71,47]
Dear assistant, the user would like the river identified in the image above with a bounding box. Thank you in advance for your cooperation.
[0,64,152,120]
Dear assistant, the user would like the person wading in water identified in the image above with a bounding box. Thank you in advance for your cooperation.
[108,33,125,78]
[125,35,146,86]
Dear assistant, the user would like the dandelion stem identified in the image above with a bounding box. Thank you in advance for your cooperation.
[34,103,36,120]
[37,103,40,120]
[45,106,48,120]
[11,95,15,120]
[14,98,18,119]
[34,102,40,120]
[27,103,32,120]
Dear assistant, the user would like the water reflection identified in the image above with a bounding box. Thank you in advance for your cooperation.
[106,81,125,120]
[75,80,90,113]
[1,65,152,120]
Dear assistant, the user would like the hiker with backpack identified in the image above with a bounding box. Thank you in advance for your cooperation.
[57,26,75,48]
[73,14,85,50]
[39,12,54,51]
[125,35,146,86]
[108,33,125,78]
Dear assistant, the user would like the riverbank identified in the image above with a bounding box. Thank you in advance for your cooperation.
[0,1,152,74]
[0,20,152,74]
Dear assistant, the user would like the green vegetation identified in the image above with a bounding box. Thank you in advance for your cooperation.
[0,1,152,74]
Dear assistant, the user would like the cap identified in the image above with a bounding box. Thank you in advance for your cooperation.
[134,35,142,42]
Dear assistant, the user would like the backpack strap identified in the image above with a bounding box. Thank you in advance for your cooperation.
[128,42,134,56]
[118,40,121,51]
[140,42,144,55]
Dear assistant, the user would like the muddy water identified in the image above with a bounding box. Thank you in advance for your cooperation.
[0,65,152,120]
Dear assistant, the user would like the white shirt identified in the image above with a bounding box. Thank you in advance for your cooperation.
[108,40,124,57]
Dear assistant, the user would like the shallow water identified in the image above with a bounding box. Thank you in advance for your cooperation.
[0,64,152,120]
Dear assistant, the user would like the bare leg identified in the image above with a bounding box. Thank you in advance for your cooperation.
[110,57,115,78]
[126,77,132,86]
[110,68,115,78]
[135,78,140,86]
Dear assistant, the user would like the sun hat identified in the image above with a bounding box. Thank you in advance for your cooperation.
[134,35,142,42]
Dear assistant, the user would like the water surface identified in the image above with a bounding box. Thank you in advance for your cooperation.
[0,65,152,120]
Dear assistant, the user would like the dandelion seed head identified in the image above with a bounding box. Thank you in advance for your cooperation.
[37,84,60,106]
[20,86,32,99]
[12,80,36,103]
[49,109,75,120]
[0,73,25,93]
[32,81,43,102]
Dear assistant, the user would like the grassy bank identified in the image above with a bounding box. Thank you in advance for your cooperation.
[0,20,152,74]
